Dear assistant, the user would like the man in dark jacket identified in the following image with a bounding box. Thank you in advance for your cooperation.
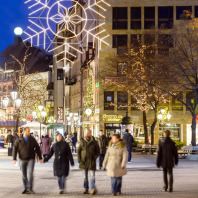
[97,130,108,169]
[13,127,43,194]
[123,129,134,163]
[44,133,74,194]
[6,131,13,147]
[157,130,178,192]
[71,132,77,153]
[78,129,100,195]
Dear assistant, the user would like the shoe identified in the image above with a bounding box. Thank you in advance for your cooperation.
[169,188,173,193]
[83,189,89,194]
[118,192,121,195]
[29,189,35,194]
[99,167,102,170]
[112,193,117,196]
[128,161,132,164]
[91,188,97,195]
[59,190,64,194]
[22,189,30,194]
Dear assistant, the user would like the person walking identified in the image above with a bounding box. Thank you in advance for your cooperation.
[71,133,77,153]
[44,133,74,194]
[97,130,108,169]
[103,134,128,196]
[41,133,51,158]
[6,131,14,156]
[156,130,178,193]
[65,134,72,146]
[122,129,134,163]
[77,129,100,195]
[13,127,43,194]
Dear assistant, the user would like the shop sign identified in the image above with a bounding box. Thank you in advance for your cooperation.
[57,107,64,123]
[103,114,123,122]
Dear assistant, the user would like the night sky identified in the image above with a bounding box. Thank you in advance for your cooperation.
[0,0,29,53]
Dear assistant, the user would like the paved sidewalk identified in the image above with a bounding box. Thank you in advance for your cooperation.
[0,154,198,198]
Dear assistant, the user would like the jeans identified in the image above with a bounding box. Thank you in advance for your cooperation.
[163,168,173,190]
[127,148,132,162]
[99,154,105,168]
[111,177,122,193]
[72,144,76,153]
[83,169,96,190]
[20,159,35,190]
[57,176,66,190]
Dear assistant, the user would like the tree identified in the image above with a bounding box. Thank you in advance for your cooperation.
[10,47,48,123]
[102,36,168,144]
[154,19,198,146]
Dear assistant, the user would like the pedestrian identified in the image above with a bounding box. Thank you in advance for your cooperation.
[71,133,77,153]
[77,129,100,195]
[97,130,108,169]
[41,133,51,158]
[13,131,19,144]
[13,127,43,194]
[103,134,128,196]
[34,131,40,145]
[122,129,134,163]
[6,131,13,148]
[44,133,74,194]
[156,130,178,193]
[107,133,112,144]
[65,134,72,146]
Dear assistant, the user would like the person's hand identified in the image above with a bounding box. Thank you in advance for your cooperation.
[13,160,17,165]
[40,159,44,163]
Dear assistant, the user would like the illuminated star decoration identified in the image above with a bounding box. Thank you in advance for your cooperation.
[23,0,110,63]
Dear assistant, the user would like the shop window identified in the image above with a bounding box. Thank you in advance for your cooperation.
[176,6,192,20]
[158,34,173,55]
[112,35,128,48]
[195,6,198,18]
[172,92,183,110]
[159,124,180,141]
[144,7,155,29]
[104,91,114,110]
[131,7,141,29]
[57,69,63,80]
[113,7,128,29]
[117,63,128,76]
[117,91,128,110]
[158,7,173,29]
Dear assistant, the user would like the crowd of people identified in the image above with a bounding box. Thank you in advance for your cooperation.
[9,127,178,196]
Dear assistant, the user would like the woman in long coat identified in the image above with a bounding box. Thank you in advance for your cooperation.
[103,134,128,196]
[44,133,74,194]
[41,134,51,158]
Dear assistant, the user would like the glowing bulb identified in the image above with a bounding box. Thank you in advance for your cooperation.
[14,27,23,36]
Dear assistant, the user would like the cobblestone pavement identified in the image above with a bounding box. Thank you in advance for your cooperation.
[0,154,198,198]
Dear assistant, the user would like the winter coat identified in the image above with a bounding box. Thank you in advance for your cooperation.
[103,139,128,177]
[97,135,108,155]
[44,140,74,177]
[157,137,178,168]
[77,137,100,171]
[71,136,77,145]
[13,135,42,161]
[123,132,134,151]
[41,137,51,155]
[6,134,13,144]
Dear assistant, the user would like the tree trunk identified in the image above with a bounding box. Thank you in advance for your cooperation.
[143,111,149,144]
[191,113,197,146]
[150,110,158,145]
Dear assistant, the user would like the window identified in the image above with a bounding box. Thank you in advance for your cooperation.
[131,34,142,47]
[176,6,192,20]
[144,7,155,29]
[195,6,198,18]
[117,91,128,110]
[158,34,173,55]
[113,7,128,29]
[172,92,183,110]
[3,86,6,92]
[144,34,155,45]
[112,35,128,48]
[158,7,173,29]
[57,69,63,80]
[117,63,128,76]
[131,96,138,110]
[131,7,141,29]
[104,91,114,110]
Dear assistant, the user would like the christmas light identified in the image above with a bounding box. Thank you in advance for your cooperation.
[23,0,110,63]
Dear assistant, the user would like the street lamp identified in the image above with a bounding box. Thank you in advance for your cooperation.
[38,105,43,112]
[10,88,18,100]
[85,108,92,117]
[2,97,9,107]
[15,98,22,108]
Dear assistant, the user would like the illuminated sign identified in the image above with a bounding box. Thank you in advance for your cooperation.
[103,114,123,122]
[57,107,64,123]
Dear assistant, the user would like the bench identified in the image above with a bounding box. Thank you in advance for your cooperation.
[133,144,158,154]
[178,146,198,159]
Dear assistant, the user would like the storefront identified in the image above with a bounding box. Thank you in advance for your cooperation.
[186,124,198,145]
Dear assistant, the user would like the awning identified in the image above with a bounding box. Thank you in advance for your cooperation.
[47,82,54,91]
[0,121,27,127]
[47,124,64,129]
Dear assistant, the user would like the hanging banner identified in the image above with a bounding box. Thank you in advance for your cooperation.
[57,107,64,123]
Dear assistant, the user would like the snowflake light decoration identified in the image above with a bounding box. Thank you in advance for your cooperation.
[23,0,110,63]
